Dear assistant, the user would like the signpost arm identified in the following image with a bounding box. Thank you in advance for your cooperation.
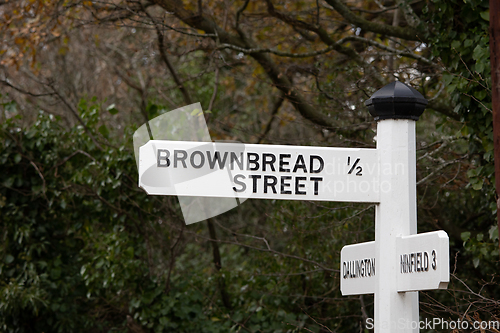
[366,81,427,332]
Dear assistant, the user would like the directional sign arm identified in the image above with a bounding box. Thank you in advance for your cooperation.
[396,230,449,292]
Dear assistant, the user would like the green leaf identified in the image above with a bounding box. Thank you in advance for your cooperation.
[461,231,471,242]
[480,10,489,21]
[107,104,119,115]
[472,179,483,190]
[98,124,109,137]
[3,177,14,187]
[14,153,21,163]
[489,225,498,241]
[472,45,487,61]
[473,257,480,268]
[475,62,485,74]
[466,169,477,177]
[4,254,14,264]
[460,125,468,136]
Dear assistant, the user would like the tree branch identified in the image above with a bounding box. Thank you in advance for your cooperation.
[256,90,285,143]
[394,0,422,28]
[144,6,193,105]
[324,0,426,42]
[207,218,232,309]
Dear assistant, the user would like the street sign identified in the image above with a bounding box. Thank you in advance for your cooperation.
[340,231,449,296]
[139,140,380,203]
[340,241,376,295]
[397,231,449,292]
[137,81,451,332]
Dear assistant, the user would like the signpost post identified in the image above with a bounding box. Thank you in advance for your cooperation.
[137,81,450,332]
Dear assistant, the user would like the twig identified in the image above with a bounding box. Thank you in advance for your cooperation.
[256,90,285,143]
[417,155,468,185]
[47,81,103,150]
[0,79,56,97]
[207,66,219,112]
[29,160,48,202]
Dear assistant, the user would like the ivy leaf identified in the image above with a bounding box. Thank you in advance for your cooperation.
[480,10,489,21]
[472,179,483,190]
[489,225,498,241]
[473,257,480,268]
[106,104,118,115]
[4,254,14,264]
[98,125,109,138]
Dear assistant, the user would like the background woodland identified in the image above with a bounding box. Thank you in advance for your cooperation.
[0,0,499,332]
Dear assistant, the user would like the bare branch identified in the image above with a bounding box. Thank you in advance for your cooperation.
[235,0,250,30]
[47,81,103,150]
[323,0,426,42]
[0,78,56,97]
[256,90,285,144]
[217,43,337,58]
[339,36,433,64]
[207,66,219,112]
[394,0,422,28]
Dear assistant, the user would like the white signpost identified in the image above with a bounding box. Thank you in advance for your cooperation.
[138,81,450,332]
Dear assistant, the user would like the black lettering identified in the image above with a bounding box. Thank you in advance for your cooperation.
[263,153,276,172]
[190,151,205,169]
[233,174,246,192]
[247,153,259,171]
[264,175,278,194]
[295,177,307,195]
[157,149,170,167]
[293,155,307,173]
[424,252,429,271]
[230,152,243,170]
[174,150,188,168]
[431,250,436,270]
[279,154,291,172]
[281,176,292,194]
[310,177,322,195]
[310,155,324,173]
[417,252,422,272]
[343,262,347,279]
[207,151,228,169]
[249,175,261,193]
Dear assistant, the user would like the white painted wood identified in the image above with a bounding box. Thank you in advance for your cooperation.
[340,241,376,295]
[374,119,419,333]
[397,231,450,292]
[138,140,380,202]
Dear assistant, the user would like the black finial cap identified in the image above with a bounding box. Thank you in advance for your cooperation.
[365,81,428,121]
